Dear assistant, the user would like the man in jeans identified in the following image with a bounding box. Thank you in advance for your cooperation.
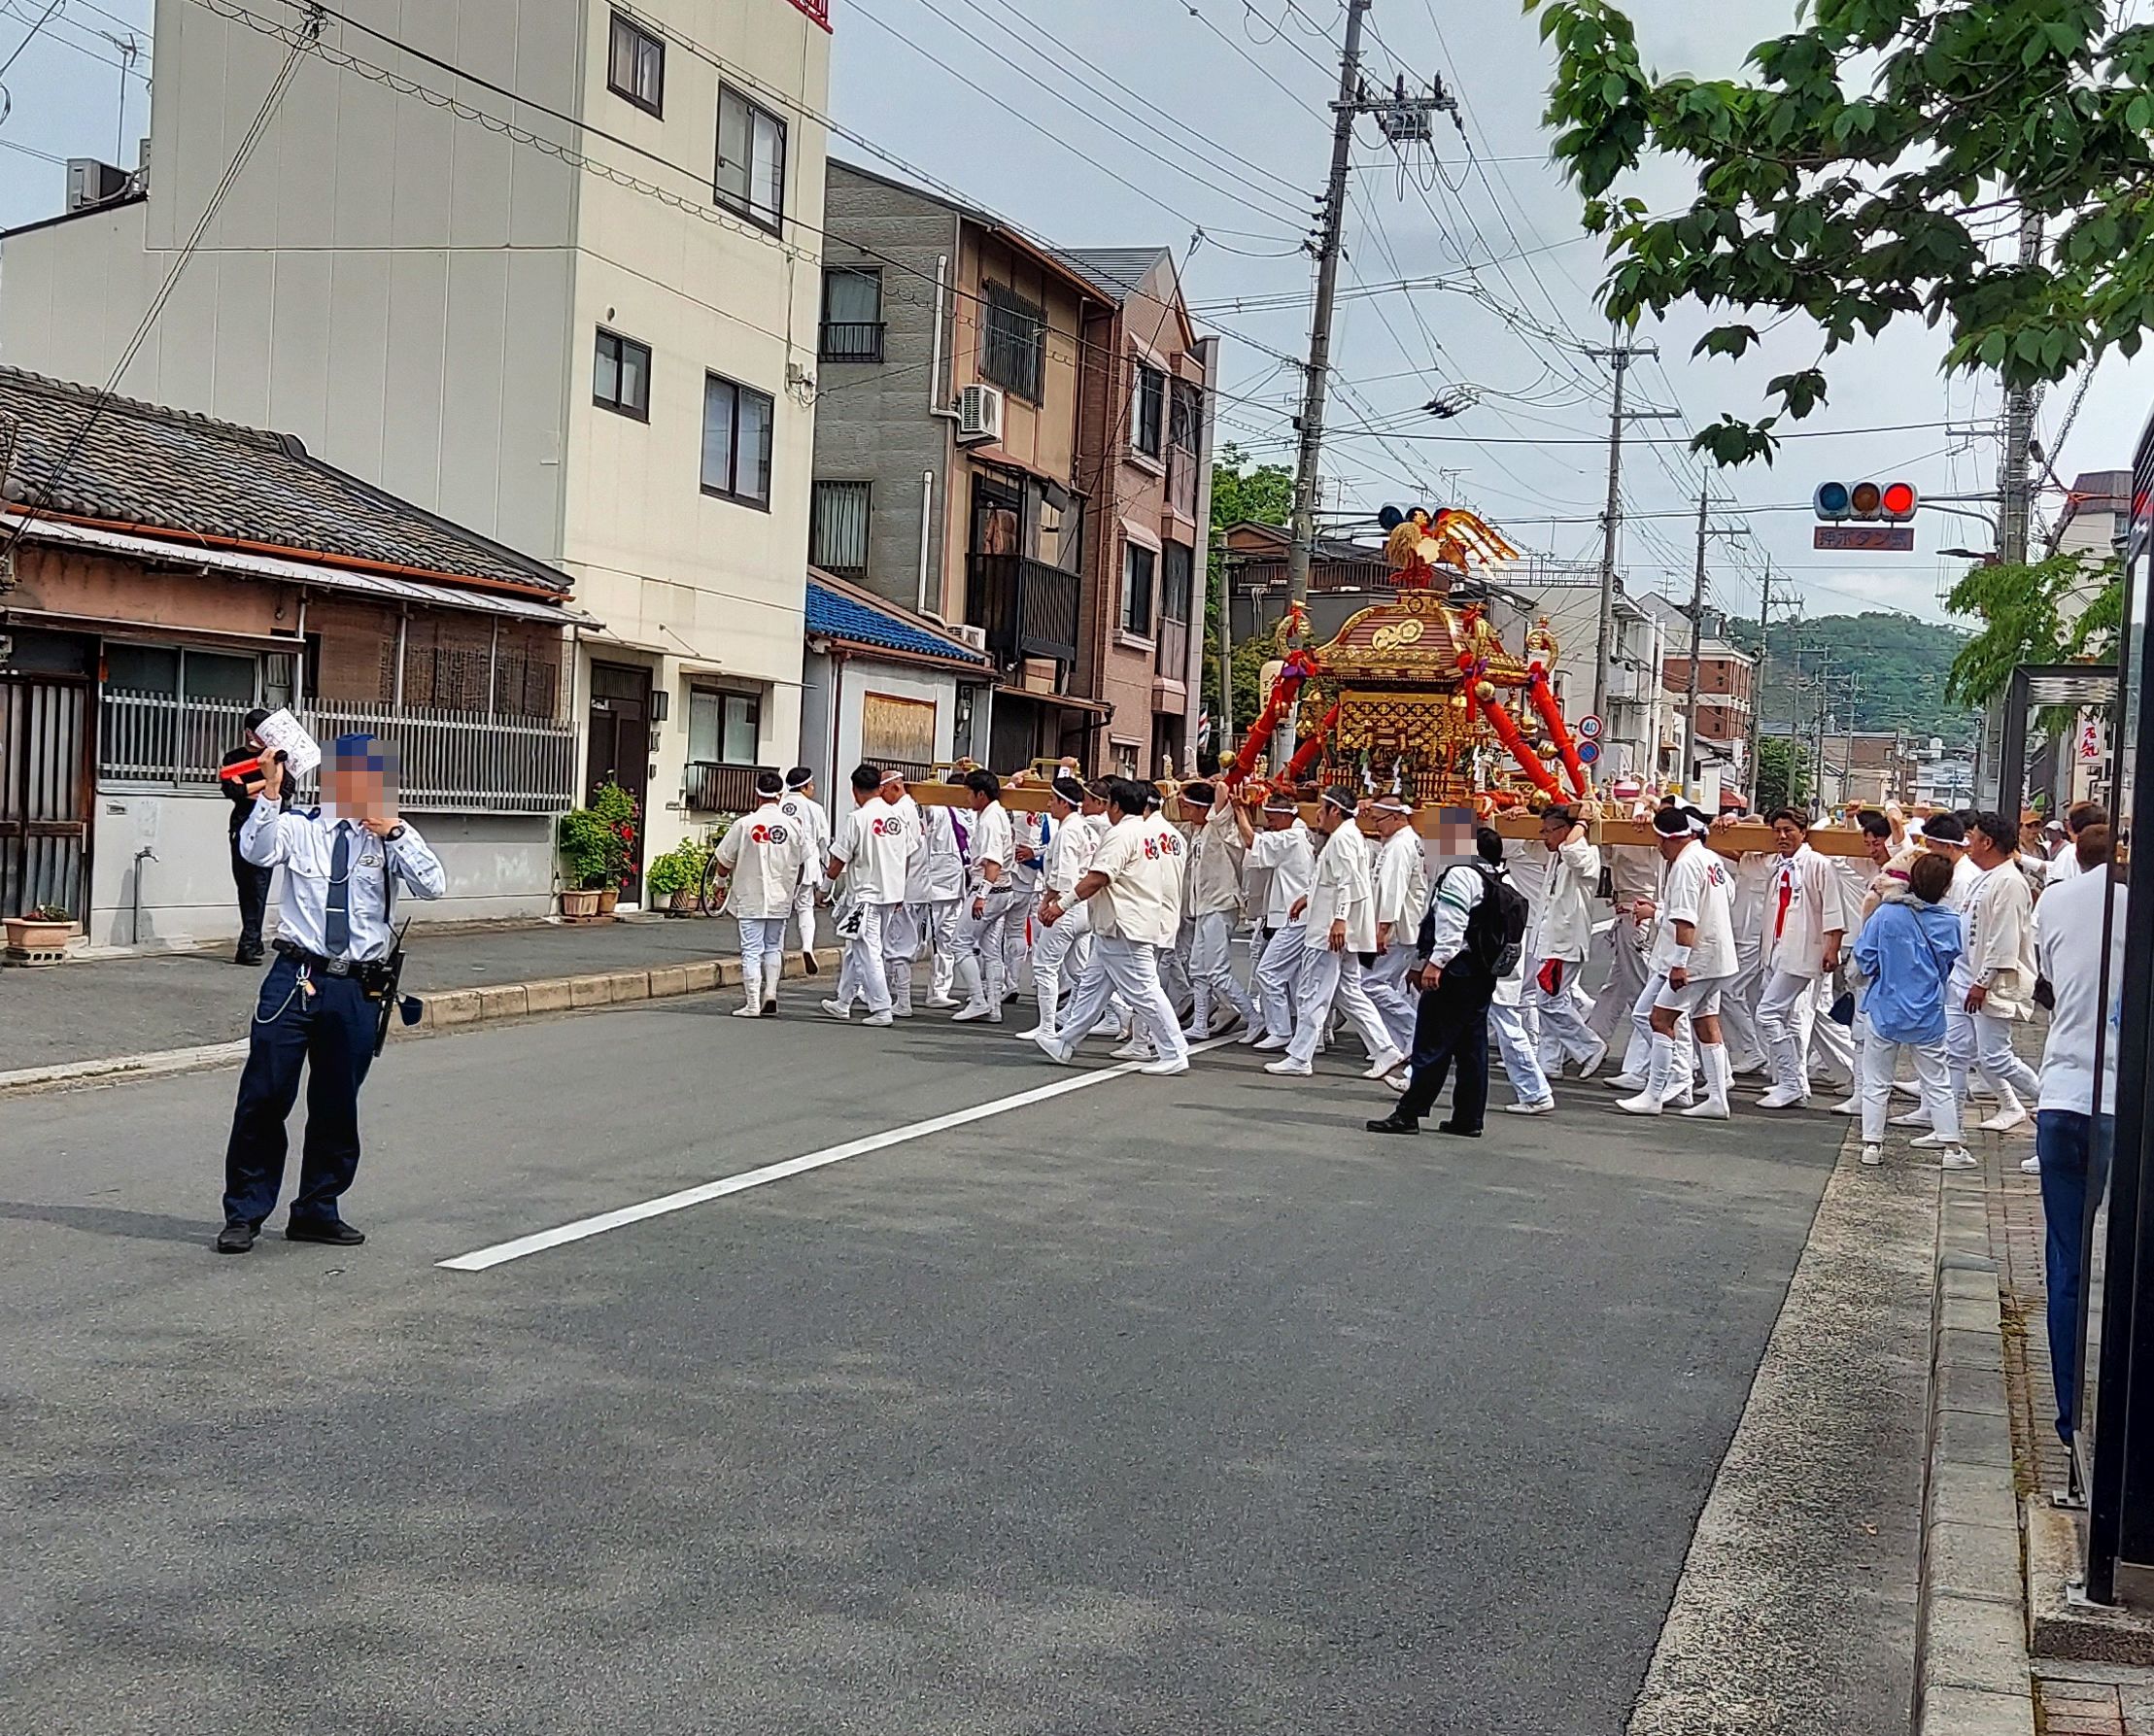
[2031,822,2122,1449]
[217,707,278,965]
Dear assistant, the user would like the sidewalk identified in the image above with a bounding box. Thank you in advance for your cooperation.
[0,916,782,1077]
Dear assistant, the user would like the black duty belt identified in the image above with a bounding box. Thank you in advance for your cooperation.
[273,939,359,977]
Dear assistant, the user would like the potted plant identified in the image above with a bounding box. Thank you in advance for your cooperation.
[645,837,710,914]
[557,808,612,919]
[592,781,639,913]
[5,902,74,964]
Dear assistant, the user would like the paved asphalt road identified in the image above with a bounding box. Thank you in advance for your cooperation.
[0,1001,1842,1734]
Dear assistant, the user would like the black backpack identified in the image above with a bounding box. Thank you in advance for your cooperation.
[1459,862,1528,981]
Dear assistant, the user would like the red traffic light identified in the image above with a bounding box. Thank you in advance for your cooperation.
[1815,480,1919,522]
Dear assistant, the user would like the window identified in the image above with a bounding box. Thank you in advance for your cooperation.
[819,268,884,362]
[593,327,651,420]
[1120,541,1155,637]
[688,686,762,764]
[1111,739,1140,779]
[701,373,774,508]
[810,481,872,578]
[716,85,786,229]
[1169,379,1202,453]
[1160,540,1193,624]
[1133,362,1165,460]
[980,281,1044,401]
[607,13,664,116]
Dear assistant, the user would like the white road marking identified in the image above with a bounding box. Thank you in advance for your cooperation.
[438,1036,1239,1272]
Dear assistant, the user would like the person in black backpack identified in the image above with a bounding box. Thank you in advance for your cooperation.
[1368,825,1521,1139]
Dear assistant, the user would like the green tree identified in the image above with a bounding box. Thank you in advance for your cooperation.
[1528,0,2154,462]
[1755,735,1811,812]
[1204,445,1294,738]
[1944,553,2123,704]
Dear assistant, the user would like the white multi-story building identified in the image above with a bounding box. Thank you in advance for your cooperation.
[1513,562,1671,787]
[0,0,831,882]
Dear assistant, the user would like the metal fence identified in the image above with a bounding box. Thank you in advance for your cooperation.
[99,690,577,813]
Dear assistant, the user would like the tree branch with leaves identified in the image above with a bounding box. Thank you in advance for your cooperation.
[1528,0,2154,462]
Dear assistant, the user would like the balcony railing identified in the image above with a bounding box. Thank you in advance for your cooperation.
[1167,446,1199,520]
[684,761,779,815]
[966,553,1079,668]
[818,321,885,362]
[1155,616,1189,681]
[99,690,577,812]
[786,0,830,25]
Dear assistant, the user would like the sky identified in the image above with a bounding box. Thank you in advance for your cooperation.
[5,0,2151,631]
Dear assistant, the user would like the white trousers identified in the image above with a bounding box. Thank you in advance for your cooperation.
[1490,1001,1553,1105]
[1807,974,1857,1087]
[1187,910,1256,1032]
[840,902,898,1015]
[1360,942,1421,1051]
[1590,915,1650,1043]
[791,879,819,955]
[1051,935,1187,1067]
[919,899,964,998]
[1529,958,1598,1069]
[961,887,1022,1005]
[1718,934,1768,1072]
[738,914,787,1004]
[1029,903,1092,1037]
[1756,968,1823,1096]
[1252,926,1307,1040]
[1861,1029,1958,1144]
[1287,945,1399,1067]
[1949,1004,2040,1106]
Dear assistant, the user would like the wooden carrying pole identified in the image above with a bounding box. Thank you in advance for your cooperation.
[903,783,1881,856]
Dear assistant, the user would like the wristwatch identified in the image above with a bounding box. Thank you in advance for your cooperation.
[385,824,407,842]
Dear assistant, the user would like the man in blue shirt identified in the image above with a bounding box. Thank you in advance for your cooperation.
[216,732,444,1254]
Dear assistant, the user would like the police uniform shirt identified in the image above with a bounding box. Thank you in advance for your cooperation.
[831,798,912,904]
[1085,814,1183,947]
[714,800,813,919]
[238,799,446,962]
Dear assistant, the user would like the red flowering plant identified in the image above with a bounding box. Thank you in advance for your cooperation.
[592,781,639,888]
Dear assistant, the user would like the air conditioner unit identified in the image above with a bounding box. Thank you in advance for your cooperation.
[65,158,130,213]
[953,623,987,652]
[955,383,1003,447]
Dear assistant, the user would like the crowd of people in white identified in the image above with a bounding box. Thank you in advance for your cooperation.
[701,761,2109,1167]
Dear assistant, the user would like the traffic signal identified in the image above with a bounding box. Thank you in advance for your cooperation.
[1814,480,1918,523]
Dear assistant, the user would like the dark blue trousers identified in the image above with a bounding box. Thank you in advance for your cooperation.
[222,955,376,1228]
[2034,1109,2111,1444]
[1394,970,1492,1132]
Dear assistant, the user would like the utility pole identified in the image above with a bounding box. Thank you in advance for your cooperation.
[1812,652,1834,815]
[1584,336,1675,727]
[1679,484,1743,800]
[1746,561,1771,802]
[1681,481,1709,799]
[1998,214,2046,567]
[1283,0,1371,614]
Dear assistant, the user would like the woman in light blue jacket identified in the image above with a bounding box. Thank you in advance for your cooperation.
[1850,850,1968,1168]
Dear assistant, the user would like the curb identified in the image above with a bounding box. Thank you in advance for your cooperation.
[1913,1161,2034,1736]
[0,946,843,1095]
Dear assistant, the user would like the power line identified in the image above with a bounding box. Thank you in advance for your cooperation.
[3,11,316,558]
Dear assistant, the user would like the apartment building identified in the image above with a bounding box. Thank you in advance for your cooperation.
[809,163,1213,777]
[0,0,831,889]
[1645,595,1755,792]
[1511,563,1671,787]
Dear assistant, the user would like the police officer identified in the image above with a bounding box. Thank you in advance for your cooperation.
[216,732,445,1253]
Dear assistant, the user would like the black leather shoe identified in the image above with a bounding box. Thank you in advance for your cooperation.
[286,1217,365,1246]
[234,945,264,967]
[215,1220,256,1254]
[803,951,820,975]
[1436,1121,1484,1139]
[763,1000,778,1017]
[1366,1114,1421,1136]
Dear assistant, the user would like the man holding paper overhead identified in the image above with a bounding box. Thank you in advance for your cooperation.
[215,731,443,1255]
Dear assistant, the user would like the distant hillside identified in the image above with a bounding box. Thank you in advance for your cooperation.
[1720,612,1979,749]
